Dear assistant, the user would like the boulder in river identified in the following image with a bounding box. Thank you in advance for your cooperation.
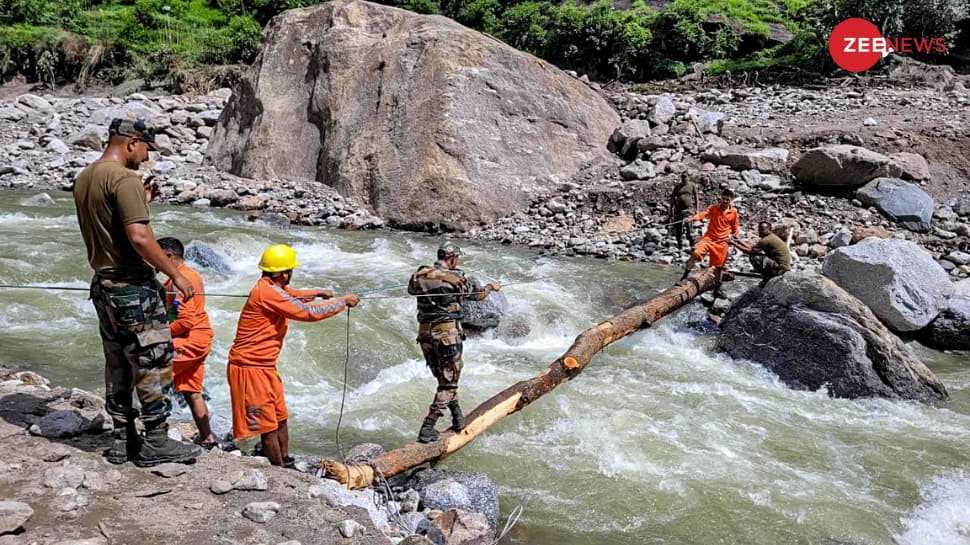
[183,240,232,275]
[407,469,500,530]
[716,273,947,403]
[461,279,509,331]
[922,279,970,350]
[822,238,952,332]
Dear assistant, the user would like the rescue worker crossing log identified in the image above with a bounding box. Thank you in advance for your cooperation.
[320,268,719,489]
[407,241,502,443]
[678,187,740,299]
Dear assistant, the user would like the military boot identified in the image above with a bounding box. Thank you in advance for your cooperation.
[417,413,441,444]
[133,421,202,468]
[448,401,464,432]
[105,418,139,465]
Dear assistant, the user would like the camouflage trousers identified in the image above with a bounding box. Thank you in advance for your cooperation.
[90,276,174,423]
[749,254,788,281]
[670,208,695,249]
[417,322,464,417]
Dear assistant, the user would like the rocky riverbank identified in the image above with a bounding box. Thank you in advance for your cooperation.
[2,67,968,281]
[472,64,970,279]
[0,367,501,545]
[0,89,384,232]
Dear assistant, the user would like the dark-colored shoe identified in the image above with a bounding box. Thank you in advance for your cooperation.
[105,433,130,464]
[133,422,202,468]
[104,419,139,464]
[417,416,440,444]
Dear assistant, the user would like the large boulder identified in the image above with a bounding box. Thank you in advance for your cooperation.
[208,0,619,230]
[716,273,947,402]
[923,279,970,350]
[791,145,903,188]
[822,238,952,332]
[855,177,934,233]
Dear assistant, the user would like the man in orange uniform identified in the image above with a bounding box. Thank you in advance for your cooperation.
[678,188,739,298]
[227,244,360,466]
[158,237,217,448]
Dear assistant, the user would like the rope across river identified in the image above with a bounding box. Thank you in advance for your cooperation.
[0,250,548,300]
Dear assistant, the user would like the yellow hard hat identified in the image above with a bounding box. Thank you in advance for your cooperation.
[258,244,300,272]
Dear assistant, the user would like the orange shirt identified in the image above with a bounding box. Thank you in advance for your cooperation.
[692,204,739,243]
[164,262,214,352]
[227,276,347,368]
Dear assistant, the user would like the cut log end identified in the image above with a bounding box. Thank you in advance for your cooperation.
[563,356,579,369]
[320,459,375,489]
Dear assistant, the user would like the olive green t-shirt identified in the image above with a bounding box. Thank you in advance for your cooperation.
[754,232,792,271]
[73,160,154,281]
[672,180,697,210]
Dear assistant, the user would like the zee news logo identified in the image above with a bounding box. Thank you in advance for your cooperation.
[829,17,948,73]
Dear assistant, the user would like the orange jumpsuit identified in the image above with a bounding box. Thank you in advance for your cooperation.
[164,263,213,393]
[691,204,739,268]
[227,276,348,440]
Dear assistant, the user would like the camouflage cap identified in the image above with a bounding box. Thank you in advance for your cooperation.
[438,241,463,257]
[109,118,158,150]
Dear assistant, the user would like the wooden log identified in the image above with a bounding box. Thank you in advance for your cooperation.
[321,268,719,489]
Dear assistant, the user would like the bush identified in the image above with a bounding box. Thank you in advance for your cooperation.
[0,0,58,26]
[228,14,261,63]
[651,3,710,61]
[496,2,549,53]
[452,0,500,33]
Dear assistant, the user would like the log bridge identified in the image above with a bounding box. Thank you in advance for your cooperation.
[321,269,718,489]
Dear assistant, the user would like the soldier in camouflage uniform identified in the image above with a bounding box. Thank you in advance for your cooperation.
[74,118,201,467]
[408,241,501,443]
[668,173,699,250]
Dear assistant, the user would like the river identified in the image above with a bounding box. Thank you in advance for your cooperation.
[1,191,968,545]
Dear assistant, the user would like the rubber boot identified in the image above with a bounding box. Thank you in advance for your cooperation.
[133,421,202,467]
[105,418,139,464]
[417,414,440,444]
[448,401,464,432]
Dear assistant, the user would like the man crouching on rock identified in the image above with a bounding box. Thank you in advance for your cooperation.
[227,244,359,466]
[408,241,501,443]
[677,188,739,299]
[74,118,202,467]
[730,221,792,285]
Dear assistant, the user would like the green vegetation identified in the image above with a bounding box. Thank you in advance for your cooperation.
[0,0,967,89]
[0,0,262,89]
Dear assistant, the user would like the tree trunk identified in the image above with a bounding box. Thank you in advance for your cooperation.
[321,268,718,489]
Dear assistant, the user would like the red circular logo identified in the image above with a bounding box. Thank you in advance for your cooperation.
[829,18,885,73]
